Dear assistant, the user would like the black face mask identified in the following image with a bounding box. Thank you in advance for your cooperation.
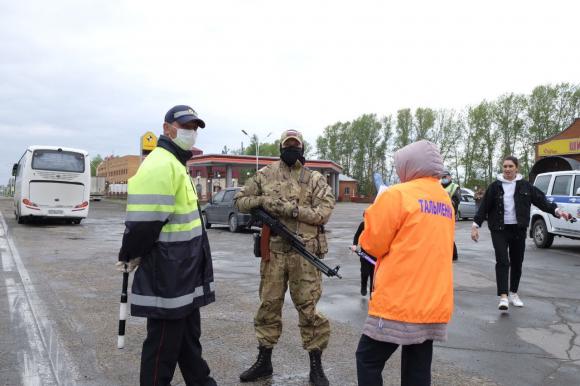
[280,146,305,167]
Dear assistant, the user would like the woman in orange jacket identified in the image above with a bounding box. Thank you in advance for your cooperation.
[356,140,455,386]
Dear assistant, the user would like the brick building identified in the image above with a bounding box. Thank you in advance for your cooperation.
[96,155,141,184]
[338,174,358,202]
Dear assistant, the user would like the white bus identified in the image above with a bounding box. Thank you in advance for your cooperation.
[12,146,91,224]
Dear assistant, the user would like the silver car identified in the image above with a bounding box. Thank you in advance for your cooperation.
[457,194,477,220]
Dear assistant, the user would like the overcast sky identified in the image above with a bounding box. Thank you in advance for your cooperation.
[1,0,579,184]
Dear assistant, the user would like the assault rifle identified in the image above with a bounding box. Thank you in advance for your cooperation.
[251,207,342,279]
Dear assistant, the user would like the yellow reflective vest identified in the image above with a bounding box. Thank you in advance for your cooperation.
[119,137,215,319]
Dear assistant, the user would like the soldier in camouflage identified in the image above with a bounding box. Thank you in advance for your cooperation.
[235,129,335,386]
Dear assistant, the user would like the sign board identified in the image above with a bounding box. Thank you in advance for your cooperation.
[538,138,580,157]
[141,131,158,152]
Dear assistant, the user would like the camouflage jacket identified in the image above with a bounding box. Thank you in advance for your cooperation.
[235,160,335,255]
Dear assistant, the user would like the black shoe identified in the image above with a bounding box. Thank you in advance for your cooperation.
[240,346,273,382]
[309,350,329,386]
[360,286,367,296]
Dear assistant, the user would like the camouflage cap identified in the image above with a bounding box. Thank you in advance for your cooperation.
[280,129,304,147]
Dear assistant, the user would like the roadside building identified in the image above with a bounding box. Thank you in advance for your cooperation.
[531,118,580,182]
[96,155,141,185]
[187,154,343,201]
[338,174,358,202]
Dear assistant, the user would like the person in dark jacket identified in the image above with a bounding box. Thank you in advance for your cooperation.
[351,220,375,296]
[116,105,217,386]
[471,156,573,312]
[441,170,461,261]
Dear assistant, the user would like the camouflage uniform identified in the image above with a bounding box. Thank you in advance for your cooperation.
[235,156,335,351]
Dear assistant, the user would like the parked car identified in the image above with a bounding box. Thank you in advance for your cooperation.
[529,170,580,248]
[457,194,477,220]
[202,187,253,232]
[460,187,475,196]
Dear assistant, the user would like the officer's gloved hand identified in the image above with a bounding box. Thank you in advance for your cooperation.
[115,257,141,273]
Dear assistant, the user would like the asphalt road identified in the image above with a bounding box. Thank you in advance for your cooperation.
[0,197,578,385]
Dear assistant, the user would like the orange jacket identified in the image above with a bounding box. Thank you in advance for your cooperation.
[360,177,454,324]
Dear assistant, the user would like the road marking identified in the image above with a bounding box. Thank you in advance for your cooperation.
[0,212,79,385]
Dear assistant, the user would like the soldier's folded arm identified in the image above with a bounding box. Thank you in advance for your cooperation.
[234,175,264,213]
[296,176,335,226]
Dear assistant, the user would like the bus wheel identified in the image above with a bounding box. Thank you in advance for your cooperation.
[16,209,26,224]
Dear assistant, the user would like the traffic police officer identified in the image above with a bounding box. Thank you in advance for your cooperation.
[117,105,216,386]
[235,129,335,386]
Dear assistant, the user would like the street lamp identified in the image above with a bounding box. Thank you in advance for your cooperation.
[241,130,272,171]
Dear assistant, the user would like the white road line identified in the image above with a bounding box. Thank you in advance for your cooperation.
[0,212,79,385]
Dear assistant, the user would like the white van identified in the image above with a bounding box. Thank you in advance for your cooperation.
[13,146,91,224]
[530,170,580,248]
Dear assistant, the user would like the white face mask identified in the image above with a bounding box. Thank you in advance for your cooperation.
[172,128,197,150]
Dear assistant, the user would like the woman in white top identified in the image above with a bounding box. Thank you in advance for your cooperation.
[471,156,573,311]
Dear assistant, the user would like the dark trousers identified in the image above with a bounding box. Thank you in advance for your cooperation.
[356,334,433,386]
[140,308,216,386]
[490,225,526,296]
[361,259,374,294]
[452,242,458,261]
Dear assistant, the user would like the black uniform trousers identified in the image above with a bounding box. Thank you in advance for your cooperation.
[490,225,527,296]
[360,258,374,295]
[356,334,433,386]
[140,308,216,386]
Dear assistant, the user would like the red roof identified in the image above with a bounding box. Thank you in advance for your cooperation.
[187,154,342,173]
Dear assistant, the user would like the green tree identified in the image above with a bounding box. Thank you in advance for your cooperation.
[527,85,558,143]
[90,154,103,176]
[431,109,461,163]
[468,101,497,185]
[243,136,281,157]
[413,107,435,141]
[395,108,413,149]
[493,93,527,159]
[552,83,580,132]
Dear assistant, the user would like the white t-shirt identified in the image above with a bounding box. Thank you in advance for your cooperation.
[498,174,522,224]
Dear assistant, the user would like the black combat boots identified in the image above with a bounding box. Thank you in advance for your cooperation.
[308,350,329,386]
[239,346,273,382]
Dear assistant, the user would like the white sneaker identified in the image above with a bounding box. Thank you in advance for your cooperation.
[498,297,509,311]
[509,292,524,307]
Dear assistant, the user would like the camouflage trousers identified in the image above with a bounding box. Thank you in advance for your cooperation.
[255,250,330,351]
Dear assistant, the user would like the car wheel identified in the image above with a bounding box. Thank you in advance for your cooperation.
[202,212,211,229]
[532,219,554,248]
[229,214,239,233]
[72,219,81,225]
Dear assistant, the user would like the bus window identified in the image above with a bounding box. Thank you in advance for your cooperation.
[32,150,85,173]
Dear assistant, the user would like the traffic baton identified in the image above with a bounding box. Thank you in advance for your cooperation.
[349,247,377,266]
[117,265,129,349]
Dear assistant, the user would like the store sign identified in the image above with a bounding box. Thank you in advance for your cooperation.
[538,138,580,156]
